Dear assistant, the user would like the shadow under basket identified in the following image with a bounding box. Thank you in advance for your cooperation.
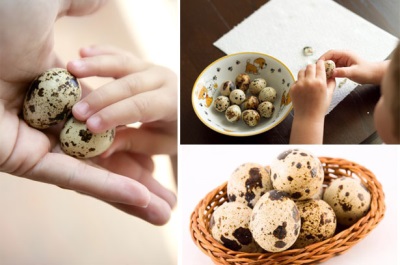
[190,157,385,265]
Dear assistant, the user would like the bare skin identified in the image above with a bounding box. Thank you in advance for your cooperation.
[0,0,177,225]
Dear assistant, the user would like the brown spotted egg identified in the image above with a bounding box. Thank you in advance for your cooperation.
[270,149,324,200]
[257,101,275,118]
[242,110,260,127]
[249,78,267,95]
[214,95,230,112]
[235,73,251,91]
[23,68,81,129]
[229,89,246,105]
[241,96,259,110]
[324,60,336,79]
[250,190,301,252]
[258,87,277,103]
[210,202,262,252]
[220,80,236,96]
[60,117,115,158]
[292,199,336,248]
[227,163,273,208]
[323,177,371,226]
[225,105,241,122]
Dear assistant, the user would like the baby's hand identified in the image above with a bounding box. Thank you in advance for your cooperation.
[319,50,389,85]
[289,60,336,144]
[68,45,177,133]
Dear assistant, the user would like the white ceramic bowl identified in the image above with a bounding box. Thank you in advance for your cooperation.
[192,52,295,136]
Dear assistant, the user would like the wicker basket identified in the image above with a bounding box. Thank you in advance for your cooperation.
[190,157,385,265]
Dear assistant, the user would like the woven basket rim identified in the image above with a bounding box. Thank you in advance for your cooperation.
[190,157,386,265]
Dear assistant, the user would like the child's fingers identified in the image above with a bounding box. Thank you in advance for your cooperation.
[68,54,149,79]
[101,126,177,157]
[85,89,176,133]
[297,68,306,80]
[305,63,316,78]
[72,67,168,121]
[315,60,327,80]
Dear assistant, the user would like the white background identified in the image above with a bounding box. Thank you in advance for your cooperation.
[180,145,399,265]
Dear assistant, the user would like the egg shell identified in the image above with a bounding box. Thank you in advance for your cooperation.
[210,202,262,252]
[235,73,251,91]
[242,110,260,127]
[241,96,259,110]
[23,68,81,129]
[257,101,275,118]
[250,190,301,252]
[270,149,324,200]
[229,89,246,105]
[249,78,267,95]
[292,199,336,248]
[225,105,241,122]
[60,116,115,158]
[323,177,371,226]
[227,163,273,208]
[258,87,277,103]
[220,81,236,96]
[214,95,230,112]
[324,60,336,79]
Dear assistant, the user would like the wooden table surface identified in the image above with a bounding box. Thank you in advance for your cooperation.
[180,0,399,144]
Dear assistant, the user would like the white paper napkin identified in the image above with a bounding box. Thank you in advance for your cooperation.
[214,0,399,113]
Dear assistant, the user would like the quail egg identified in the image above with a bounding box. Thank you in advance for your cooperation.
[229,89,246,105]
[235,73,251,91]
[225,105,241,122]
[250,190,301,252]
[292,199,336,248]
[60,116,115,158]
[227,163,273,208]
[210,202,262,252]
[324,60,336,79]
[249,78,267,95]
[23,68,81,129]
[242,110,260,127]
[214,95,230,112]
[323,177,371,226]
[241,96,259,110]
[220,80,236,96]
[257,101,275,118]
[258,87,277,103]
[270,149,324,200]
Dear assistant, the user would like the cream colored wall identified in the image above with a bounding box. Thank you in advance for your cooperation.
[0,1,178,264]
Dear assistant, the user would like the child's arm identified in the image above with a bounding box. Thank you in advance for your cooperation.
[289,60,336,144]
[319,50,390,85]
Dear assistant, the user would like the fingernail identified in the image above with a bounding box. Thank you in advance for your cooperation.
[87,116,101,130]
[69,59,85,69]
[74,101,89,116]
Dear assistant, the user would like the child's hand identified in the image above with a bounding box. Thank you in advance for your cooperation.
[67,45,177,219]
[319,50,389,85]
[289,60,336,144]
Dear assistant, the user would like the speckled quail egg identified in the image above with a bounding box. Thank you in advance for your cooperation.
[257,101,275,118]
[270,149,324,200]
[323,177,371,226]
[324,60,336,79]
[235,73,251,91]
[258,87,277,103]
[292,199,336,248]
[60,116,115,158]
[241,96,259,110]
[220,80,236,96]
[214,95,230,112]
[250,190,301,252]
[229,89,246,105]
[227,163,273,208]
[23,68,81,129]
[249,78,267,95]
[210,202,262,252]
[225,105,241,122]
[242,110,260,127]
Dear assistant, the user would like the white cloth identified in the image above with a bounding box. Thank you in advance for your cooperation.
[214,0,399,113]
